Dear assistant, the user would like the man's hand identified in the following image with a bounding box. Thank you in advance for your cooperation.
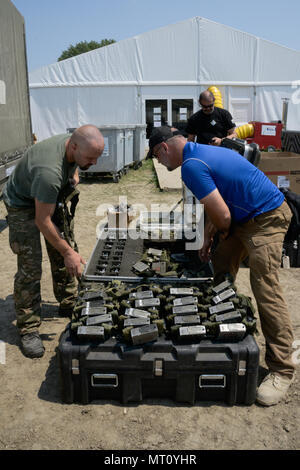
[35,198,85,278]
[219,229,230,241]
[63,249,86,279]
[198,237,213,263]
[69,168,80,186]
[210,137,222,146]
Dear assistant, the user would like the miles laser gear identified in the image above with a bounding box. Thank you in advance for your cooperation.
[221,137,261,167]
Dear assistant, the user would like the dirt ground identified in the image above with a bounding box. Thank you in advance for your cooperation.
[0,160,299,451]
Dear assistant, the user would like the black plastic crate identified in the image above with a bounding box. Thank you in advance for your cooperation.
[84,233,213,281]
[58,325,259,406]
[84,233,144,278]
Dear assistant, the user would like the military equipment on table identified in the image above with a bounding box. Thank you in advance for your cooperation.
[212,280,232,294]
[83,300,105,308]
[125,308,151,319]
[81,306,108,317]
[173,296,198,306]
[59,245,261,406]
[172,305,198,315]
[179,325,207,339]
[124,317,151,327]
[73,278,257,344]
[212,288,236,304]
[135,298,160,308]
[209,301,235,315]
[214,311,242,324]
[132,261,149,273]
[151,262,167,274]
[174,315,201,325]
[218,323,246,341]
[147,248,163,257]
[129,290,154,300]
[81,291,104,301]
[170,287,194,296]
[130,324,159,345]
[77,326,105,341]
[86,314,113,326]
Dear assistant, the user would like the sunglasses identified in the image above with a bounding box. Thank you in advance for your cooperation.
[152,143,164,158]
[200,103,214,109]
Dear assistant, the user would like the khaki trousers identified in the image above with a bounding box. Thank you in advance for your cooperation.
[212,200,295,378]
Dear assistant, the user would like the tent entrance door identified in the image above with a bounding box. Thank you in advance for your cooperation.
[172,99,193,133]
[145,100,168,138]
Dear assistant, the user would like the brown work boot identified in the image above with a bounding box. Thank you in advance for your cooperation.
[256,372,295,406]
[20,331,45,358]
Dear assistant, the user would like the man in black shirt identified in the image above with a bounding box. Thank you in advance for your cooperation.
[186,90,237,145]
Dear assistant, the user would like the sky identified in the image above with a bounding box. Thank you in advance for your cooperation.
[11,0,300,72]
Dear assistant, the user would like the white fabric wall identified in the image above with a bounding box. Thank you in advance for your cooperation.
[30,86,139,140]
[76,86,139,126]
[31,17,300,87]
[199,19,257,83]
[29,18,200,86]
[31,84,300,141]
[30,87,78,139]
[255,85,300,130]
[227,86,254,126]
[29,17,300,139]
[136,18,199,82]
[257,39,300,82]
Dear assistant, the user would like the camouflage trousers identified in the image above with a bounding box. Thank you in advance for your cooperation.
[5,204,78,335]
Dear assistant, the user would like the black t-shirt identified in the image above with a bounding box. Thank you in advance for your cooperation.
[186,107,236,144]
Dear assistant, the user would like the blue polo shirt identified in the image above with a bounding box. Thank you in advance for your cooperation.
[181,142,284,223]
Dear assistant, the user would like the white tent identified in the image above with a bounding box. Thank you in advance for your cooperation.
[29,16,300,141]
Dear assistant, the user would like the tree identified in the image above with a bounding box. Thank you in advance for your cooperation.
[58,39,116,61]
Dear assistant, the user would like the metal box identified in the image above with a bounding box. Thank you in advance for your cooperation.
[133,125,147,164]
[67,125,136,182]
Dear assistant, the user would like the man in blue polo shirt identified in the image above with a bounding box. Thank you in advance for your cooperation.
[148,126,295,407]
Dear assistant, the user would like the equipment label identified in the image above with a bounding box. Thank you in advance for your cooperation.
[261,125,276,136]
[277,175,290,189]
[102,137,109,157]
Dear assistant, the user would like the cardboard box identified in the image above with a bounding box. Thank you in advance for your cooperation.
[258,152,300,193]
[107,207,135,228]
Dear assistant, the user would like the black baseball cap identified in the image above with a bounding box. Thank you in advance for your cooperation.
[147,126,185,158]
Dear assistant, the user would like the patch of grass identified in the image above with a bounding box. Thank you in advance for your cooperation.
[118,159,160,190]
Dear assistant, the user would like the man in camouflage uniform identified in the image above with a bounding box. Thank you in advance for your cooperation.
[3,125,104,358]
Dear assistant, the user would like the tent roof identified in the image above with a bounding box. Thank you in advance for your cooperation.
[29,16,300,88]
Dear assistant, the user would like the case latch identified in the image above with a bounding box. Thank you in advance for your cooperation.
[154,359,163,377]
[238,360,247,376]
[72,359,80,375]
